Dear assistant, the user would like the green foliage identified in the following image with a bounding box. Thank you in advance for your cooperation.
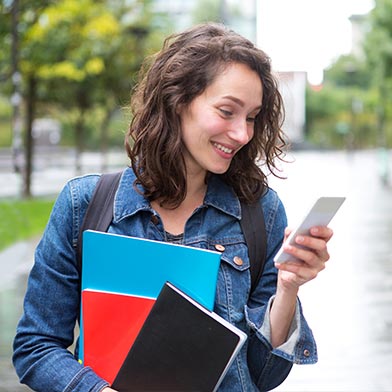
[306,80,379,149]
[59,106,129,148]
[324,54,372,89]
[0,197,54,251]
[306,84,347,148]
[0,96,12,147]
[307,0,392,149]
[21,0,119,78]
[0,124,11,146]
[361,0,392,147]
[0,0,169,154]
[192,0,221,23]
[365,0,392,78]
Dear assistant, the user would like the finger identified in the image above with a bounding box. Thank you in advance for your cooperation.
[281,239,329,269]
[283,227,293,241]
[309,226,334,242]
[276,261,320,285]
[295,235,328,254]
[281,244,325,269]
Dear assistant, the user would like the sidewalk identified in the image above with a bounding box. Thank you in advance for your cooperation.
[0,239,38,392]
[0,147,128,198]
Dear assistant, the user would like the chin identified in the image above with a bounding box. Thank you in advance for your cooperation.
[208,165,231,175]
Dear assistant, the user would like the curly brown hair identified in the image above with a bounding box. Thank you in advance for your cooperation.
[125,22,287,208]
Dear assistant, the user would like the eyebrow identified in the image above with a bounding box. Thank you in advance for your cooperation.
[222,95,262,111]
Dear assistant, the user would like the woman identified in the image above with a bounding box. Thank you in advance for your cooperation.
[13,23,333,392]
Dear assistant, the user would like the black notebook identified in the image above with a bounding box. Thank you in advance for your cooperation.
[112,282,247,392]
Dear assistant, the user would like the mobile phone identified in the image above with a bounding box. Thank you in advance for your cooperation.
[273,196,346,264]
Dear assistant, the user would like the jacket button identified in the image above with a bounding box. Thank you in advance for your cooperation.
[215,244,225,252]
[303,349,310,357]
[151,215,159,225]
[233,256,243,266]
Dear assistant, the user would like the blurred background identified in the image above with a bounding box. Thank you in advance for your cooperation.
[1,0,391,391]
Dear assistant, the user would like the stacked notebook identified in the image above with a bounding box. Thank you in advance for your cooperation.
[80,230,247,392]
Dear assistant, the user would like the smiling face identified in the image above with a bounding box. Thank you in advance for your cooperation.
[179,62,263,178]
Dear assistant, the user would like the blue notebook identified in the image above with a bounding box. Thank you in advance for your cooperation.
[81,230,221,309]
[79,230,221,362]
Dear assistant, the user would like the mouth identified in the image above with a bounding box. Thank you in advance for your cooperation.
[212,142,234,155]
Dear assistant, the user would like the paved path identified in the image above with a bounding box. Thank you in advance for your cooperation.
[0,240,38,392]
[270,150,392,391]
[0,147,128,198]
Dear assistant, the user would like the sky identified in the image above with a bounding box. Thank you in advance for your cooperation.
[256,0,375,84]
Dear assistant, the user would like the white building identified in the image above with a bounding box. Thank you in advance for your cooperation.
[277,71,307,144]
[349,13,369,60]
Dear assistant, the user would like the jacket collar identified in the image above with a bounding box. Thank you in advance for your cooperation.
[204,174,241,219]
[113,167,241,223]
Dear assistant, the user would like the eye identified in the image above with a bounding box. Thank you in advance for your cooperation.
[246,110,260,124]
[219,108,233,117]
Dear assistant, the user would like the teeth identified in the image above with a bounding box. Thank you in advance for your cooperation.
[214,143,233,154]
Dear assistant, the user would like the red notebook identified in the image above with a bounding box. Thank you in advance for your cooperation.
[82,289,155,384]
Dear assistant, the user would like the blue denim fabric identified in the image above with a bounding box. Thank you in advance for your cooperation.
[13,167,317,392]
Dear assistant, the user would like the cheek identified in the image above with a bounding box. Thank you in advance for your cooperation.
[180,106,226,141]
[248,122,258,142]
[203,116,227,137]
[247,124,255,139]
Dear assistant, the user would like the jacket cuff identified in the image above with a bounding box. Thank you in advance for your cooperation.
[245,295,318,364]
[64,366,110,392]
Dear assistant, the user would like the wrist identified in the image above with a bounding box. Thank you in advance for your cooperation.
[276,280,299,299]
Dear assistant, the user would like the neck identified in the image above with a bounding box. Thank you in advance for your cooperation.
[186,173,207,203]
[150,172,207,235]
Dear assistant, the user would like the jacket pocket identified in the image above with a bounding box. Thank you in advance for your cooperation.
[213,240,251,313]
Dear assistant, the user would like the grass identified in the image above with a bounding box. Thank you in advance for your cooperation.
[0,121,11,148]
[0,198,55,251]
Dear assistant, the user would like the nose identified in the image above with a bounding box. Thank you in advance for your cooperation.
[227,118,252,146]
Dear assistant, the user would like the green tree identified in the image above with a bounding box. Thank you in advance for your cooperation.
[363,0,392,151]
[23,0,140,173]
[306,11,383,150]
[1,0,167,196]
[0,0,56,197]
[324,54,371,90]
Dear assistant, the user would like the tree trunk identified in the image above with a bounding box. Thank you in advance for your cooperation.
[74,87,90,175]
[23,75,37,198]
[377,83,388,185]
[100,106,116,172]
[74,109,85,175]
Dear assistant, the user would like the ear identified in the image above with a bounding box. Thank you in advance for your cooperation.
[175,103,185,116]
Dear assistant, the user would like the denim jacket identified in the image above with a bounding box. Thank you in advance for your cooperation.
[13,167,317,392]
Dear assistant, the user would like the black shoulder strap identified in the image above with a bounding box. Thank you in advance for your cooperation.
[240,200,267,293]
[76,171,122,274]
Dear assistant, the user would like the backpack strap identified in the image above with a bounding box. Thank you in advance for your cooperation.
[76,171,122,274]
[240,200,267,293]
[76,171,267,293]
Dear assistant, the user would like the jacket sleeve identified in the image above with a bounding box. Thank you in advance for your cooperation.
[12,177,109,392]
[244,190,318,391]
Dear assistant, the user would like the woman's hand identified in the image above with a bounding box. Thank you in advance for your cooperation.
[269,225,333,348]
[275,226,334,291]
[101,388,118,392]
